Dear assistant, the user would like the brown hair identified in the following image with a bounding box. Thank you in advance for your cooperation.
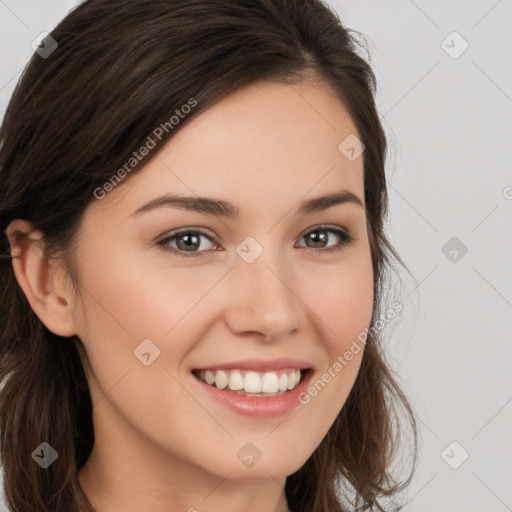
[0,0,417,510]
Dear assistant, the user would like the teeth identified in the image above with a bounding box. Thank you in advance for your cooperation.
[287,371,296,389]
[214,370,228,390]
[278,373,289,391]
[244,371,261,393]
[261,372,279,393]
[196,368,304,395]
[228,370,244,391]
[288,369,301,390]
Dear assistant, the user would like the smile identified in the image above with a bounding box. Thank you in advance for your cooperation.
[192,368,305,397]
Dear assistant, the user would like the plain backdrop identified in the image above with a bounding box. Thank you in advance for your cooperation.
[0,1,511,511]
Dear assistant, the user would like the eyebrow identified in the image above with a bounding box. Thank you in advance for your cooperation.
[130,190,364,218]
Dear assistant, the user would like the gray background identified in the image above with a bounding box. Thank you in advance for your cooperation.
[1,1,511,511]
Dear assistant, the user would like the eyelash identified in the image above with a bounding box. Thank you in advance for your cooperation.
[156,225,355,258]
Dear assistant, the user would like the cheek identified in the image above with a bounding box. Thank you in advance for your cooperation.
[70,248,215,451]
[72,245,230,406]
[321,269,374,352]
[296,247,373,416]
[302,247,374,355]
[75,244,212,343]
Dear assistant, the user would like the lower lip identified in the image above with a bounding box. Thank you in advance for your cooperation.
[192,370,313,418]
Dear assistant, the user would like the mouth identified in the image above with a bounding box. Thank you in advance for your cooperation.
[191,367,312,397]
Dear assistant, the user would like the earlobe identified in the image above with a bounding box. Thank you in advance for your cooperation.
[5,219,78,338]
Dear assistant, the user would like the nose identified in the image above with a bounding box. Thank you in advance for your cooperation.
[223,246,303,342]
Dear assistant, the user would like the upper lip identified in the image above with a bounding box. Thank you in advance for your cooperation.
[192,358,313,373]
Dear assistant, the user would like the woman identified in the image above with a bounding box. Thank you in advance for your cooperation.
[0,0,417,511]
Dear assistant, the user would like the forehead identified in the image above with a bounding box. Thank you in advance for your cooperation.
[91,79,364,220]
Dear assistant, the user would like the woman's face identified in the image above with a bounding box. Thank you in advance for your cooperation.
[70,80,373,488]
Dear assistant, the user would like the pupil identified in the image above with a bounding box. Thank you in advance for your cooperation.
[308,230,326,248]
[178,233,199,251]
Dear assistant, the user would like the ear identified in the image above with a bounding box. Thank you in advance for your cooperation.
[5,219,78,338]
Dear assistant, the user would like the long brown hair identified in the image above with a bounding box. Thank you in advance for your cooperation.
[0,0,417,510]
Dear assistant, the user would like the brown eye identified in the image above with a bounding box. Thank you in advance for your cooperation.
[157,225,355,258]
[296,226,354,253]
[157,229,217,257]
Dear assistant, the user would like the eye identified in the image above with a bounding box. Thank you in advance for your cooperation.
[156,225,355,257]
[295,225,355,254]
[157,229,218,257]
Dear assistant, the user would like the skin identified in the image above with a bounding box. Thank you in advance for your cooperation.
[6,79,374,512]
